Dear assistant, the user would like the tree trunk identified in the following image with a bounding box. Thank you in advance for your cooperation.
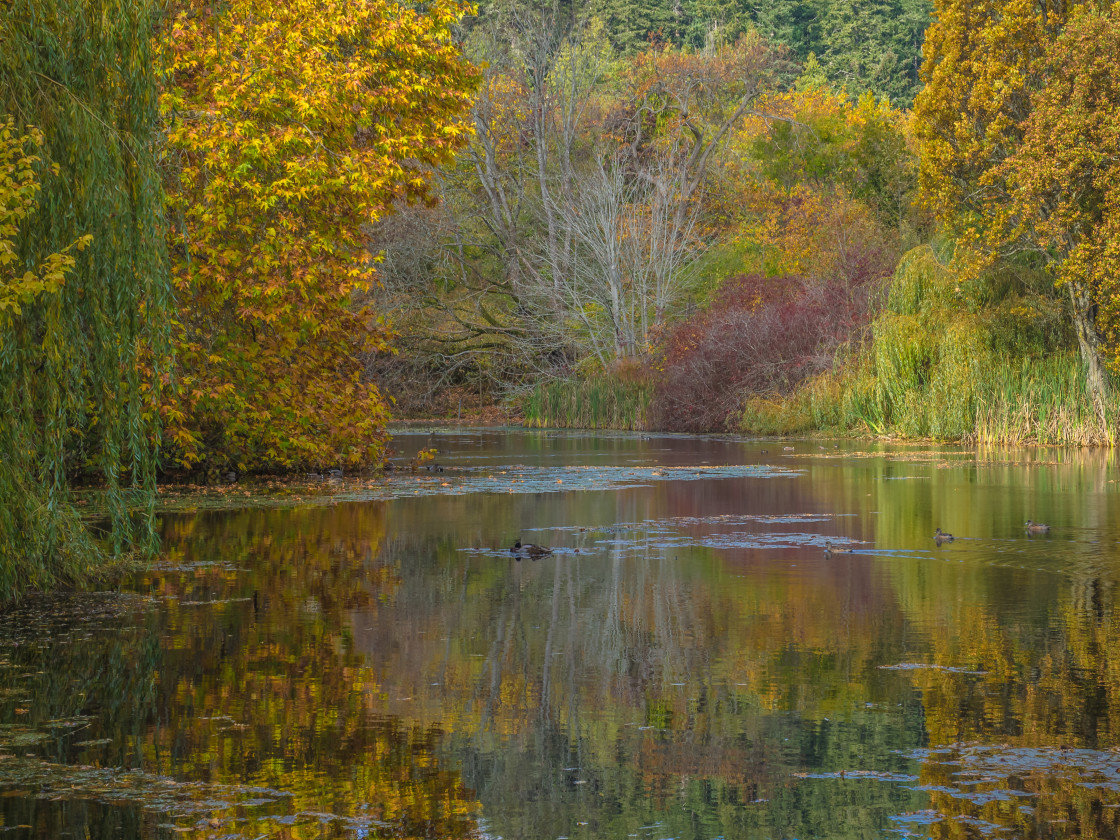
[1067,280,1111,413]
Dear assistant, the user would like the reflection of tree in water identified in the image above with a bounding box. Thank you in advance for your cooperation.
[0,503,481,840]
[356,454,1120,840]
[358,512,925,840]
[890,556,1120,838]
[8,440,1120,839]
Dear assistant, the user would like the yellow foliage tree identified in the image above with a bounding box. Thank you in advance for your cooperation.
[999,6,1120,395]
[736,86,914,278]
[0,121,89,331]
[913,0,1117,407]
[914,0,1076,223]
[161,0,477,471]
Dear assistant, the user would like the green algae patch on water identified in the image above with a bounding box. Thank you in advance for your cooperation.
[0,750,296,834]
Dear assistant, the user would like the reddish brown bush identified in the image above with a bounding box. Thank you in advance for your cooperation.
[650,268,882,432]
[650,189,897,432]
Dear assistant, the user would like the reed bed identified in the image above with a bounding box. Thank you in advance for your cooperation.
[973,356,1117,446]
[523,377,652,430]
[529,245,1115,444]
[741,244,1120,444]
[741,351,1115,445]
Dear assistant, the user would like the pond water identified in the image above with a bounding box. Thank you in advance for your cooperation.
[2,429,1120,839]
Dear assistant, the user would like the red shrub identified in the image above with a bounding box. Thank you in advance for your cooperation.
[650,270,880,432]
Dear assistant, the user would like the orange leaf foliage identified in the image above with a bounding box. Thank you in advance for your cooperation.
[1001,5,1120,372]
[914,0,1077,229]
[160,0,478,470]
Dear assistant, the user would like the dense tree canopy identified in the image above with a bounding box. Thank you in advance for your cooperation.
[161,0,478,471]
[371,15,808,405]
[915,0,1119,406]
[371,0,919,425]
[497,0,934,104]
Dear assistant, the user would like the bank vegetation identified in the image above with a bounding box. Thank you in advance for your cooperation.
[375,0,1119,451]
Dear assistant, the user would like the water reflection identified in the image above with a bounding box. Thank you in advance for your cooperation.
[0,430,1119,839]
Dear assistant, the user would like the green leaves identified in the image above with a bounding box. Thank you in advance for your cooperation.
[0,0,170,593]
[0,123,92,324]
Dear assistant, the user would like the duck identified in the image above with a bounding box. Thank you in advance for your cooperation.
[1025,519,1051,534]
[934,527,954,544]
[824,541,853,556]
[510,539,553,559]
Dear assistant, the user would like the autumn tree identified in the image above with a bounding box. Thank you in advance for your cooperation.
[375,26,792,389]
[912,0,1116,404]
[747,85,918,236]
[0,0,169,595]
[161,0,477,471]
[1000,5,1120,395]
[914,0,1074,221]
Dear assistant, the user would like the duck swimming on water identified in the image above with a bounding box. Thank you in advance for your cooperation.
[1025,519,1051,534]
[935,528,954,544]
[511,539,553,559]
[824,541,852,556]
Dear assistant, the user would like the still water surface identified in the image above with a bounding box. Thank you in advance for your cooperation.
[2,429,1120,839]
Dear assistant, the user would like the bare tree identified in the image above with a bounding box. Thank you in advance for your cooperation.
[371,1,611,387]
[542,34,791,365]
[366,14,793,404]
[556,150,702,363]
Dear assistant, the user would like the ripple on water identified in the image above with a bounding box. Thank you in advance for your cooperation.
[875,743,1120,837]
[460,508,868,558]
[904,744,1120,788]
[879,663,988,675]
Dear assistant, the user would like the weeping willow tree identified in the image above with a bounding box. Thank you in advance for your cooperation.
[0,0,170,597]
